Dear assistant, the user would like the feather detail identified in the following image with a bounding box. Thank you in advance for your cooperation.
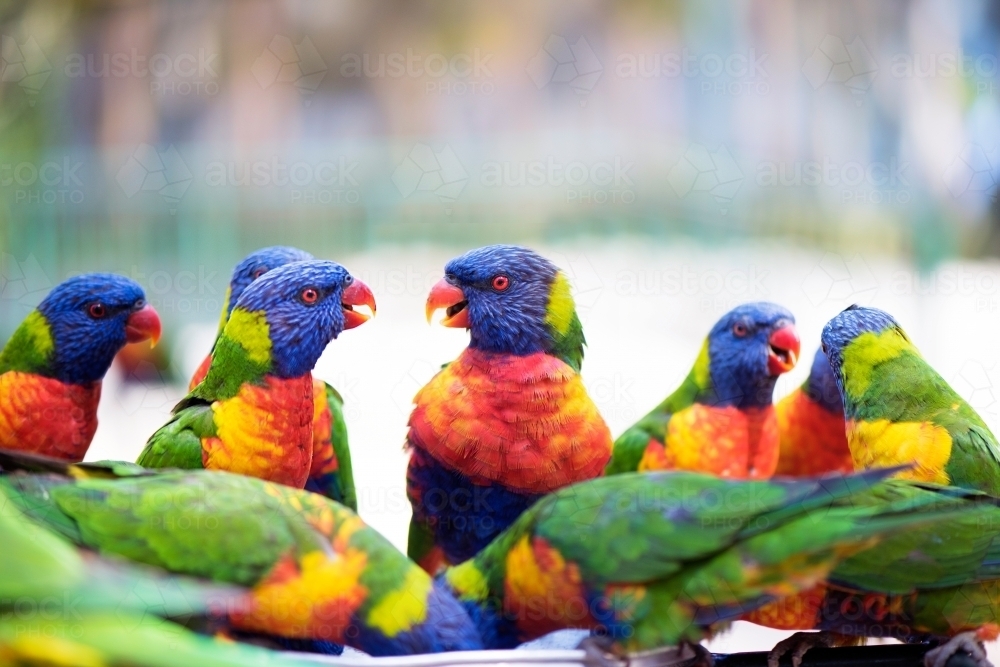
[638,403,779,479]
[407,348,612,494]
[202,374,314,487]
[0,372,101,461]
[774,389,853,476]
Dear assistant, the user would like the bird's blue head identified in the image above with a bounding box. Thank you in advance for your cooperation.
[820,305,905,373]
[224,246,315,320]
[425,245,583,367]
[820,305,912,402]
[226,260,375,379]
[28,273,161,384]
[699,302,800,408]
[802,347,843,414]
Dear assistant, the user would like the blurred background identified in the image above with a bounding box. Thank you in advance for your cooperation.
[2,0,1000,653]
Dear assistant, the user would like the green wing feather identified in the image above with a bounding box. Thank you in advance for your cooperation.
[449,469,973,649]
[407,512,438,564]
[0,614,323,667]
[1,479,322,667]
[324,382,357,511]
[136,400,215,470]
[548,310,586,372]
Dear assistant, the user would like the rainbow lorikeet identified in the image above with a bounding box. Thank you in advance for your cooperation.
[821,305,1000,494]
[0,475,325,667]
[441,467,975,655]
[0,450,481,656]
[189,246,358,510]
[606,302,800,479]
[137,260,375,489]
[0,274,161,461]
[773,347,853,476]
[1,448,956,658]
[745,479,1000,667]
[408,245,613,572]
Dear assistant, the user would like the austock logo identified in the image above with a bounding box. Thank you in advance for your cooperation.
[0,253,52,308]
[251,35,327,102]
[943,144,999,202]
[527,35,603,101]
[392,143,468,206]
[802,35,877,105]
[0,35,52,104]
[116,144,194,214]
[667,143,743,214]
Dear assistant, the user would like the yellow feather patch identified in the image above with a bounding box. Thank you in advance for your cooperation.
[842,329,917,398]
[444,561,489,601]
[366,567,432,636]
[544,272,575,336]
[239,549,368,639]
[848,418,952,484]
[0,634,105,667]
[22,310,54,359]
[692,339,711,390]
[223,308,272,365]
[216,286,232,334]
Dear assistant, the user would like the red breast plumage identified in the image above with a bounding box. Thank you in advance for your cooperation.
[408,347,612,494]
[0,371,101,462]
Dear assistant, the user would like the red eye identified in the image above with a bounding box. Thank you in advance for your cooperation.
[88,303,107,318]
[300,288,319,304]
[251,268,267,279]
[733,323,748,337]
[491,275,510,291]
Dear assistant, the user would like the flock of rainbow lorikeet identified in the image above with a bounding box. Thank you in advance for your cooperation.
[2,244,1000,667]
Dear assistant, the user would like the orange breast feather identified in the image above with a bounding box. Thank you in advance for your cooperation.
[0,371,101,461]
[202,374,315,487]
[774,389,852,476]
[407,348,612,494]
[638,403,778,479]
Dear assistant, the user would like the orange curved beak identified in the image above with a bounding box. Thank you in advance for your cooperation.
[125,304,162,347]
[767,324,800,375]
[425,277,469,328]
[341,278,376,330]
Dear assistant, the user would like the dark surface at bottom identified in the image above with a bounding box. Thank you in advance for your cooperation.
[713,644,977,667]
